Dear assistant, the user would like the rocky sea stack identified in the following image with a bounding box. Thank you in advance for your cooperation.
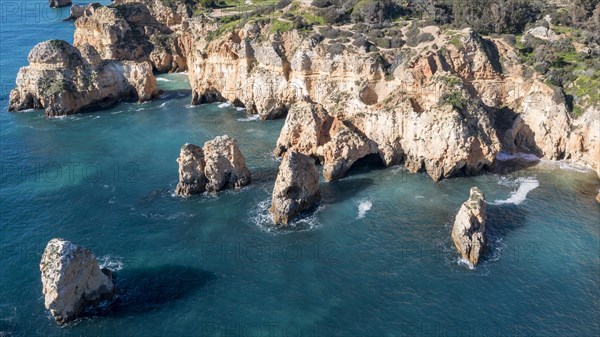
[8,40,157,117]
[270,151,320,226]
[451,187,487,266]
[176,135,251,196]
[40,238,115,324]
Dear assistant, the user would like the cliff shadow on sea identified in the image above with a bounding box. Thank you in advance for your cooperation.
[87,265,216,318]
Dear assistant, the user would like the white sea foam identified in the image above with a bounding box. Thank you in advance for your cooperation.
[495,151,539,162]
[218,102,231,108]
[357,200,372,219]
[252,198,322,233]
[97,255,124,271]
[158,102,167,108]
[493,177,539,205]
[457,257,475,270]
[237,115,260,122]
[558,161,591,173]
[156,77,172,82]
[236,107,246,111]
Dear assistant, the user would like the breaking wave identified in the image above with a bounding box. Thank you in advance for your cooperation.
[493,177,539,205]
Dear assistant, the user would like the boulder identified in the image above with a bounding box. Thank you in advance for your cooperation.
[270,151,320,226]
[521,26,559,42]
[175,136,250,196]
[203,135,251,192]
[40,238,115,324]
[175,143,206,196]
[451,187,487,266]
[49,0,71,8]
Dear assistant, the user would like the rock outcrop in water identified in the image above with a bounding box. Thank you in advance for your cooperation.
[175,143,206,196]
[49,0,71,8]
[175,135,250,196]
[40,238,115,324]
[270,151,320,226]
[8,40,157,117]
[452,187,487,266]
[203,135,252,192]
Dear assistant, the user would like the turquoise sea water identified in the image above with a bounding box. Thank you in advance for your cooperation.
[1,2,599,336]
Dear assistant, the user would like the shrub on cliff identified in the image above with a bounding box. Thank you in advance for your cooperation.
[350,0,404,24]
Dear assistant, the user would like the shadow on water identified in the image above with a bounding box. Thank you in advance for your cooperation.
[90,265,215,318]
[320,178,374,205]
[480,204,530,263]
[344,153,387,178]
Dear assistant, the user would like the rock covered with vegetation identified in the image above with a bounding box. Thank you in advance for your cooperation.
[8,40,157,117]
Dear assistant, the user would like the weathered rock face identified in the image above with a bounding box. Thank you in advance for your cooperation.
[49,0,71,8]
[8,40,158,117]
[40,238,115,324]
[74,3,188,72]
[175,135,250,196]
[270,151,320,226]
[64,3,101,21]
[114,0,194,27]
[203,135,251,192]
[275,102,380,181]
[184,21,596,181]
[175,143,206,196]
[451,187,487,266]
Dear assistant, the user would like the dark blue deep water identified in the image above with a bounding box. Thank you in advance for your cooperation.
[1,2,599,336]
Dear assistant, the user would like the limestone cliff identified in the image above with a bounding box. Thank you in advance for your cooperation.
[74,2,189,72]
[182,17,597,181]
[8,40,157,117]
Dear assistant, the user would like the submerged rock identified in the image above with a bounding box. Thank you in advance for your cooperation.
[40,238,115,324]
[451,187,487,266]
[8,40,158,117]
[175,136,250,196]
[175,143,206,196]
[270,151,320,226]
[49,0,71,8]
[203,135,251,192]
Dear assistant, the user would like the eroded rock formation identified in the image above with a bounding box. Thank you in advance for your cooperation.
[40,238,115,324]
[203,135,252,192]
[175,135,250,196]
[74,2,188,72]
[452,187,487,266]
[64,3,101,21]
[175,143,206,196]
[8,40,157,117]
[270,151,320,226]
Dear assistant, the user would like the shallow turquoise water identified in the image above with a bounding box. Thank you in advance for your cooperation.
[1,2,599,336]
